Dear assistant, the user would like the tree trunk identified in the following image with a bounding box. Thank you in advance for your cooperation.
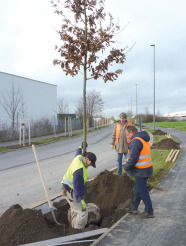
[83,0,88,153]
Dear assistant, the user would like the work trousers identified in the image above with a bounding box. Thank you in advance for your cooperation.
[117,152,129,175]
[65,189,88,229]
[131,177,153,215]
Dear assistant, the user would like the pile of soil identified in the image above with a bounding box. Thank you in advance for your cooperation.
[151,138,180,150]
[152,129,167,135]
[0,170,134,246]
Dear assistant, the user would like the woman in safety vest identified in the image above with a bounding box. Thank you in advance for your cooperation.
[124,125,154,219]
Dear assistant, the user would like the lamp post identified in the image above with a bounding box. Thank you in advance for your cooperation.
[151,44,155,130]
[135,83,138,124]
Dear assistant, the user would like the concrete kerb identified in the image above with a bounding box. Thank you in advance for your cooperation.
[91,213,129,246]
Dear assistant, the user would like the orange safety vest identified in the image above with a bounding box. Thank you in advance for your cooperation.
[130,137,152,169]
[115,122,131,144]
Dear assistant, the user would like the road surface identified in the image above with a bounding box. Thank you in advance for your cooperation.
[0,125,116,216]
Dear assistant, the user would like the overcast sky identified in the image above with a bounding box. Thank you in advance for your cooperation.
[0,0,186,118]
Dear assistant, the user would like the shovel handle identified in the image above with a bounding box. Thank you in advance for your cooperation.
[32,144,52,209]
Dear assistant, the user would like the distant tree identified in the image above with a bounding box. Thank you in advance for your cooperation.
[57,97,69,114]
[51,0,126,151]
[75,89,104,123]
[0,83,23,129]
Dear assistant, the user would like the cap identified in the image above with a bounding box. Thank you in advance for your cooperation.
[87,152,97,168]
[119,112,127,118]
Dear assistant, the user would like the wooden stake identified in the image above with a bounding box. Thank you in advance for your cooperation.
[165,149,174,162]
[172,150,180,162]
[168,149,177,162]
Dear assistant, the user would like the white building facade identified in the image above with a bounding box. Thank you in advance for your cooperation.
[0,72,57,127]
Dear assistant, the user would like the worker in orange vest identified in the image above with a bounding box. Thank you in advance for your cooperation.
[124,125,154,219]
[110,112,131,175]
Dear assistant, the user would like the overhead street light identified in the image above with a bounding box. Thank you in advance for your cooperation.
[150,44,155,130]
[135,83,138,124]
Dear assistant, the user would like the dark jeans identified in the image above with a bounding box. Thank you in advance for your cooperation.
[131,177,153,215]
[117,152,129,175]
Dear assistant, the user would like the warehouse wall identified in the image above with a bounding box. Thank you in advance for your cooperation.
[0,72,57,126]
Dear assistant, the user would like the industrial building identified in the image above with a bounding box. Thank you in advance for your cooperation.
[164,111,186,118]
[0,71,57,127]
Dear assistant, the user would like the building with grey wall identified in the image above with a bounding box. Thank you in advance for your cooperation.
[0,71,57,127]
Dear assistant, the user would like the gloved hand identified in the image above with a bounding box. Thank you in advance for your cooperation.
[111,145,114,150]
[80,199,87,211]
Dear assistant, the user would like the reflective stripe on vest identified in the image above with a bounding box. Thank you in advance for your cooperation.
[61,155,88,189]
[132,137,152,169]
[115,122,130,144]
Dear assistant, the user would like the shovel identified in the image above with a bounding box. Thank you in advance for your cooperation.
[32,144,61,225]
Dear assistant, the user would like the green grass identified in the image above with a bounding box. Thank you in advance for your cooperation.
[0,148,11,152]
[148,149,174,188]
[152,134,167,143]
[146,122,186,131]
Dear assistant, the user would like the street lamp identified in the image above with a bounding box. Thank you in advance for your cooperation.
[151,44,155,130]
[135,83,138,124]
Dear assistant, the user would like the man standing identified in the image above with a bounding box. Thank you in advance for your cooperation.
[111,112,130,175]
[124,125,154,219]
[61,152,97,229]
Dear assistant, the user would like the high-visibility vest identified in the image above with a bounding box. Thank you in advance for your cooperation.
[130,137,152,169]
[115,122,131,144]
[61,155,88,189]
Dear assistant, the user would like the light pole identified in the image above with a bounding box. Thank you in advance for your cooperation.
[135,84,138,124]
[151,44,155,130]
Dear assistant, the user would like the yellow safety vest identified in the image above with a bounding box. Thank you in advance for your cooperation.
[61,155,88,189]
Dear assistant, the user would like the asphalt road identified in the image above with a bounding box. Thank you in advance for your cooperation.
[0,125,116,216]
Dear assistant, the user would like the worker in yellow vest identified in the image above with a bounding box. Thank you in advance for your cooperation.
[61,152,97,229]
[124,125,154,219]
[111,112,131,175]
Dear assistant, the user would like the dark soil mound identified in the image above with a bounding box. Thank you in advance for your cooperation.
[152,129,167,135]
[0,170,134,246]
[85,170,134,228]
[0,204,64,246]
[151,138,180,150]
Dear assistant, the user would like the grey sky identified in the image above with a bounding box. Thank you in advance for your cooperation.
[0,0,186,118]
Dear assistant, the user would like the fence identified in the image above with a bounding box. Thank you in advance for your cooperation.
[0,117,113,143]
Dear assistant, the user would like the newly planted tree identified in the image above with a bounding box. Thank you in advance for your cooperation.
[51,0,126,151]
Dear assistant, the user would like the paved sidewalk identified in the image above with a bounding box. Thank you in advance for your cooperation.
[92,129,186,246]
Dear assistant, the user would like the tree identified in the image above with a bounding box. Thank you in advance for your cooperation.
[51,0,126,151]
[0,83,23,129]
[57,97,69,114]
[75,89,104,123]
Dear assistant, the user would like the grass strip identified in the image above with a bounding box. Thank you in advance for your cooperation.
[0,148,11,152]
[146,122,186,131]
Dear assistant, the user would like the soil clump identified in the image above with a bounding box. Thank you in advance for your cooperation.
[0,170,134,246]
[151,138,180,150]
[152,129,167,135]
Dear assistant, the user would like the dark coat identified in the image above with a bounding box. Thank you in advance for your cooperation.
[124,131,153,178]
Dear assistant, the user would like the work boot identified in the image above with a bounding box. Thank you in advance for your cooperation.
[137,212,154,219]
[127,207,138,214]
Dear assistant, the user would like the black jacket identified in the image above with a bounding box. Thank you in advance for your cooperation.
[124,131,153,178]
